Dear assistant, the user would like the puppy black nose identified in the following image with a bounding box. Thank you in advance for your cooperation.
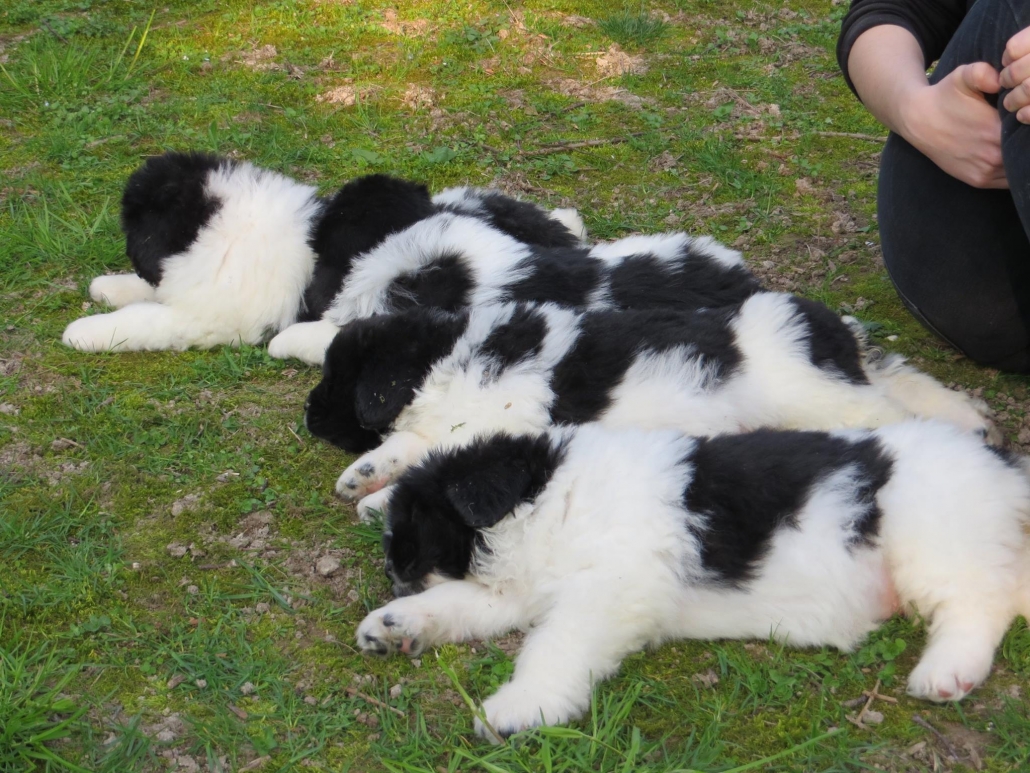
[384,558,394,579]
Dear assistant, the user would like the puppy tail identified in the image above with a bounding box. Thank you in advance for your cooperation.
[548,208,588,244]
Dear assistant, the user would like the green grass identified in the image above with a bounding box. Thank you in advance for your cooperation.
[1,0,1029,770]
[598,10,667,47]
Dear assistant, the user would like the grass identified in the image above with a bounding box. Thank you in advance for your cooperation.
[1,0,1029,770]
[598,10,667,47]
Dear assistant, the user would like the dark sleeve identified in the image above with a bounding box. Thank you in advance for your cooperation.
[836,0,968,98]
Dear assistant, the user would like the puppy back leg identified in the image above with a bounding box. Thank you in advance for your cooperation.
[89,274,157,308]
[733,295,913,430]
[864,354,996,440]
[906,602,1012,702]
[62,302,195,352]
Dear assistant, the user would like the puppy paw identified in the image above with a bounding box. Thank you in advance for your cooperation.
[62,314,123,352]
[336,458,390,501]
[357,487,392,524]
[474,682,581,744]
[89,274,155,308]
[356,605,428,657]
[267,321,338,366]
[907,649,992,702]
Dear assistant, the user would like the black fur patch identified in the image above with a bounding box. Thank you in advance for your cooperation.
[789,297,869,385]
[120,151,227,286]
[986,444,1024,470]
[682,430,894,585]
[480,305,549,372]
[607,251,761,312]
[439,191,581,248]
[384,433,564,591]
[300,175,436,321]
[550,307,741,424]
[503,248,603,307]
[385,253,474,313]
[305,309,468,452]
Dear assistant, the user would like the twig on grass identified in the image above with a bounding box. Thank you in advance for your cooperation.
[345,687,406,717]
[41,20,70,44]
[815,131,886,142]
[913,714,960,760]
[845,678,895,729]
[519,133,645,157]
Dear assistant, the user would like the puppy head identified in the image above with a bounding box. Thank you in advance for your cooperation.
[383,433,563,595]
[121,151,229,285]
[304,308,468,452]
[311,175,435,274]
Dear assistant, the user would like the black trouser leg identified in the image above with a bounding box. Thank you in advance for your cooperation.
[877,0,1030,372]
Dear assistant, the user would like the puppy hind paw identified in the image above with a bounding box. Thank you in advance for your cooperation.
[907,651,992,702]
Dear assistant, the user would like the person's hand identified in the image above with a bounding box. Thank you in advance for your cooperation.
[1001,27,1030,122]
[900,63,1007,189]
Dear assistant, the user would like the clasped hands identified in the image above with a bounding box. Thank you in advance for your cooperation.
[900,26,1030,190]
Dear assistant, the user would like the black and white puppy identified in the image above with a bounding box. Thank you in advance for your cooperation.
[304,297,991,519]
[61,151,586,353]
[357,421,1030,740]
[266,220,762,365]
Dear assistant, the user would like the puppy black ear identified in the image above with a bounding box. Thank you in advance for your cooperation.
[351,309,468,431]
[443,460,535,529]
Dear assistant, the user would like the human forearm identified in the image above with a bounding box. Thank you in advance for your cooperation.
[848,25,931,137]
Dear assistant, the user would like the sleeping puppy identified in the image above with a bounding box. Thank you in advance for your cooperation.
[62,151,585,354]
[304,297,992,519]
[266,222,762,365]
[357,421,1030,740]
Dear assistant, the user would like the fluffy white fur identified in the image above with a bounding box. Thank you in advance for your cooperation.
[335,296,991,516]
[358,421,1030,740]
[64,162,321,352]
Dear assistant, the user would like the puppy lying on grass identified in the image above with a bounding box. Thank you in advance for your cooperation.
[62,151,587,358]
[304,297,992,519]
[357,421,1030,741]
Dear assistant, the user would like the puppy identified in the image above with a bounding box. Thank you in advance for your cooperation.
[304,297,991,519]
[62,151,584,354]
[267,224,762,366]
[357,421,1030,740]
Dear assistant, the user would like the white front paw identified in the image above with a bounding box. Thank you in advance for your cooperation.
[336,456,392,501]
[62,314,123,352]
[474,681,582,743]
[356,604,428,657]
[267,321,338,365]
[357,487,393,524]
[89,274,155,308]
